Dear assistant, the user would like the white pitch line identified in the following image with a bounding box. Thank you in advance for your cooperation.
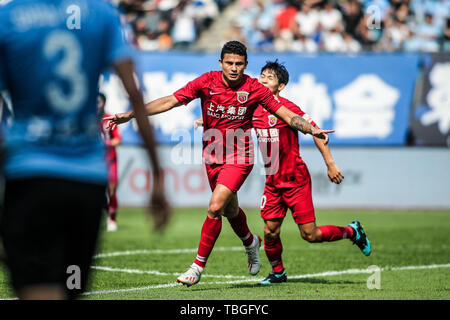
[83,283,180,296]
[93,246,244,259]
[84,262,450,297]
[94,244,450,259]
[3,263,449,299]
[91,266,250,279]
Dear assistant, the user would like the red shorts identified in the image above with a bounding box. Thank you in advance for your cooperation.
[260,179,315,225]
[205,163,253,192]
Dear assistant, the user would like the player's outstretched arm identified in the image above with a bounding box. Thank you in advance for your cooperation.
[113,59,171,231]
[313,128,344,184]
[275,106,334,142]
[105,95,182,130]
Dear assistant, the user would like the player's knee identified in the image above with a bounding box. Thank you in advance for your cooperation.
[264,228,280,241]
[301,231,318,243]
[207,201,224,218]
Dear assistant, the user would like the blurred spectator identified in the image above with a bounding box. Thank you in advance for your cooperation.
[273,0,300,34]
[444,17,450,51]
[224,20,248,45]
[272,0,300,51]
[376,16,411,51]
[404,12,442,52]
[319,1,344,32]
[192,0,220,34]
[340,0,364,38]
[171,0,197,49]
[342,31,362,52]
[410,0,450,27]
[236,0,266,49]
[354,12,384,48]
[322,27,346,51]
[292,33,319,52]
[295,3,320,37]
[432,0,450,28]
[394,2,413,24]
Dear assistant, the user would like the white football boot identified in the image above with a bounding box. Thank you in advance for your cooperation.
[176,263,204,287]
[107,218,118,232]
[245,235,262,275]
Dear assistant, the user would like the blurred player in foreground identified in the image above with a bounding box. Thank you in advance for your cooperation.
[98,93,121,232]
[0,0,170,299]
[106,41,333,287]
[193,60,371,285]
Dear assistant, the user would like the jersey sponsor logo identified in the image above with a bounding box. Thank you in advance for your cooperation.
[255,128,279,143]
[236,91,249,104]
[207,102,247,120]
[210,91,220,95]
[268,114,277,127]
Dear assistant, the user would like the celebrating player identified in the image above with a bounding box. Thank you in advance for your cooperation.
[106,41,334,287]
[98,93,121,232]
[253,60,371,284]
[0,0,169,299]
[194,60,372,284]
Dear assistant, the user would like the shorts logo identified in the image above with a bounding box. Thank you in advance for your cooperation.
[268,114,278,127]
[236,91,249,104]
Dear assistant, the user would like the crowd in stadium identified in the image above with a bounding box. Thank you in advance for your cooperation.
[117,0,231,50]
[117,0,450,52]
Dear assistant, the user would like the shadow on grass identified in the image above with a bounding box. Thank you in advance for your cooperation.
[184,278,362,292]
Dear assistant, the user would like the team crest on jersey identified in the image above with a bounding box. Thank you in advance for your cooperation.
[236,91,249,104]
[268,114,278,127]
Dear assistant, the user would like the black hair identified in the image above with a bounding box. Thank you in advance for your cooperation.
[220,41,247,61]
[260,59,289,85]
[98,92,107,104]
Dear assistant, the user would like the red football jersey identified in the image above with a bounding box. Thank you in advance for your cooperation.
[101,113,121,164]
[252,96,316,188]
[174,71,283,164]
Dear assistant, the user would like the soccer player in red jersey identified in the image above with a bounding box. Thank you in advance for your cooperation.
[105,41,334,287]
[253,60,371,284]
[98,93,121,232]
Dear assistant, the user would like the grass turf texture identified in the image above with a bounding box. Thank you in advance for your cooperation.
[0,208,449,300]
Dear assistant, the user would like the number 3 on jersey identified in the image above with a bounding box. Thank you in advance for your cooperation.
[43,30,87,113]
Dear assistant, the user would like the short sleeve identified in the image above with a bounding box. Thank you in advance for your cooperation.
[103,6,132,67]
[282,98,317,127]
[173,73,209,105]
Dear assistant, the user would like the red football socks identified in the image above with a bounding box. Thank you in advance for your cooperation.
[194,216,222,268]
[227,208,254,247]
[318,225,354,242]
[264,237,284,273]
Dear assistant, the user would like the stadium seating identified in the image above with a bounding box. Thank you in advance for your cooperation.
[115,0,450,52]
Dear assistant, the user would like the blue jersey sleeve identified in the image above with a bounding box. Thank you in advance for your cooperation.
[0,11,6,91]
[103,7,132,68]
[0,53,4,91]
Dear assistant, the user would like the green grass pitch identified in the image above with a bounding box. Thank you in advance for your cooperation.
[1,208,449,300]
